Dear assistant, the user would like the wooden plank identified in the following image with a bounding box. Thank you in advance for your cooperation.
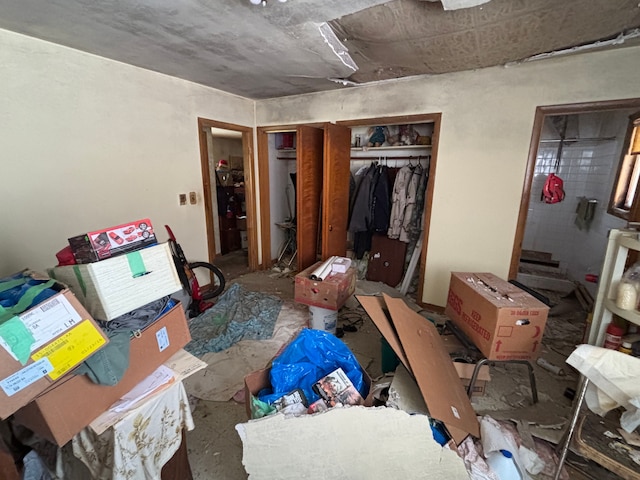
[321,123,351,259]
[296,125,324,271]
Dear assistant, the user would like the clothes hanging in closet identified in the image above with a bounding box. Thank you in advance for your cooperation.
[348,163,391,259]
[388,163,424,243]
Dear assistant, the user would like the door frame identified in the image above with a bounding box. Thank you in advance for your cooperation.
[197,117,259,270]
[337,113,441,306]
[509,97,640,280]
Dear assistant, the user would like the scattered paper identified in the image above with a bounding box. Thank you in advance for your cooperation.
[110,365,175,413]
[89,350,205,435]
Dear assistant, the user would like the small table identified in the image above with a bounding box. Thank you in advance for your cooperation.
[57,381,194,479]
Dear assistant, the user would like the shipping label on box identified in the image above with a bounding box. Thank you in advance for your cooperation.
[444,272,549,361]
[13,303,191,445]
[49,242,182,321]
[68,218,157,264]
[294,262,356,311]
[0,290,108,419]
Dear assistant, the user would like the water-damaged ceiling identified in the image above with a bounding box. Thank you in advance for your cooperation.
[1,0,639,99]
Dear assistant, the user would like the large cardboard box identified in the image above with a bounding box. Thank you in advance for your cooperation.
[357,294,480,445]
[0,289,108,419]
[13,303,191,445]
[294,262,356,311]
[49,242,183,321]
[444,272,549,361]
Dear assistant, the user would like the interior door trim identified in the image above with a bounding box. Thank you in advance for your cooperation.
[197,117,258,270]
[509,97,640,280]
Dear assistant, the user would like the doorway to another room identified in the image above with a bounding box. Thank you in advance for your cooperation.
[511,99,640,301]
[197,118,258,281]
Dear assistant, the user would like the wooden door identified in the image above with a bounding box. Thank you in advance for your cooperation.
[296,125,324,271]
[321,123,351,259]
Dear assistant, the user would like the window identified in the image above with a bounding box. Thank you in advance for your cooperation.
[609,112,640,220]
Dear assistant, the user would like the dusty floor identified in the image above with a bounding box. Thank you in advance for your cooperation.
[184,268,623,479]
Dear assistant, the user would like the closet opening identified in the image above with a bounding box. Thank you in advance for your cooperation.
[338,114,440,305]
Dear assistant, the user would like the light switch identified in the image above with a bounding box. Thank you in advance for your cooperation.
[189,192,197,205]
[179,194,187,206]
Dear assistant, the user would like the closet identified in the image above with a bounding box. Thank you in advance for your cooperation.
[345,120,435,292]
[258,113,439,302]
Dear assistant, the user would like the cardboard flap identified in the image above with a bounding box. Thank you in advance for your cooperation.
[383,294,480,444]
[356,296,412,374]
[457,272,548,309]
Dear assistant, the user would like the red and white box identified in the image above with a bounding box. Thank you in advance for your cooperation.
[68,218,157,263]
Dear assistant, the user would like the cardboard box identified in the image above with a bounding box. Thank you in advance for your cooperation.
[49,242,182,321]
[444,273,549,361]
[68,218,157,264]
[236,216,247,231]
[13,303,191,446]
[357,294,480,445]
[294,262,356,311]
[453,362,491,397]
[0,289,108,419]
[244,364,373,420]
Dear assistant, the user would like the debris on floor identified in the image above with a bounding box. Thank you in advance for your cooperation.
[236,407,469,480]
[183,302,307,402]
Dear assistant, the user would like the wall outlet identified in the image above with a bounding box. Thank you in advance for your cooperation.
[179,194,187,206]
[189,192,197,205]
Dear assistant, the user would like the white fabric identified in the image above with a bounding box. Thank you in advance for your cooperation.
[566,344,640,432]
[70,381,194,480]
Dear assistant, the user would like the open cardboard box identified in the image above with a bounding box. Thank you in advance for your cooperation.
[444,272,549,361]
[13,303,191,445]
[357,294,480,445]
[243,360,373,420]
[0,287,109,420]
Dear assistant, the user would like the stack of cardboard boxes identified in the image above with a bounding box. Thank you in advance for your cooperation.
[3,219,191,446]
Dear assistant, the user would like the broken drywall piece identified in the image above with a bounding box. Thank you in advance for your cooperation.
[236,406,469,480]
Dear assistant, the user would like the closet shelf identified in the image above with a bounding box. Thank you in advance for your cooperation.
[351,145,431,152]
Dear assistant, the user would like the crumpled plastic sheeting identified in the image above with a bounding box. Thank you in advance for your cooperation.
[567,344,640,432]
[185,283,283,357]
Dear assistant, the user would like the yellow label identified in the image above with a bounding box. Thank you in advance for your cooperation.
[31,319,106,380]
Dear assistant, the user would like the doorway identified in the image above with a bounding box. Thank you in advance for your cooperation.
[197,118,258,279]
[510,99,640,298]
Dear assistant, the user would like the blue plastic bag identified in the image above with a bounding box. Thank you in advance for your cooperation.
[258,328,369,405]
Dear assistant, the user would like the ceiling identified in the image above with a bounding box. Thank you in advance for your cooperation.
[1,0,639,100]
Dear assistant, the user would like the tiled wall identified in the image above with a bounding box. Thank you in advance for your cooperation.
[523,111,632,296]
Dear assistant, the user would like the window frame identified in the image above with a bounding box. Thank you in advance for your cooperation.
[608,111,640,221]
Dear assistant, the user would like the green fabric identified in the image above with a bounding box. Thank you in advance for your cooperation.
[75,330,131,385]
[0,315,35,365]
[126,251,148,277]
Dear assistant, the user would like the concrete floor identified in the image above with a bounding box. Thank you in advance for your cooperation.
[183,268,621,479]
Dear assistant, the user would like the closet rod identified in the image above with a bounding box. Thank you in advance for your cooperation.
[539,136,616,143]
[350,155,430,161]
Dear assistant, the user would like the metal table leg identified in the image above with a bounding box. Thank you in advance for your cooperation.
[553,377,589,480]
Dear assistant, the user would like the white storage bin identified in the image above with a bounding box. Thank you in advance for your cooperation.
[49,243,182,320]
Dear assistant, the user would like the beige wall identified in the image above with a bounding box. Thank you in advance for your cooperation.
[256,46,640,306]
[0,29,254,276]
